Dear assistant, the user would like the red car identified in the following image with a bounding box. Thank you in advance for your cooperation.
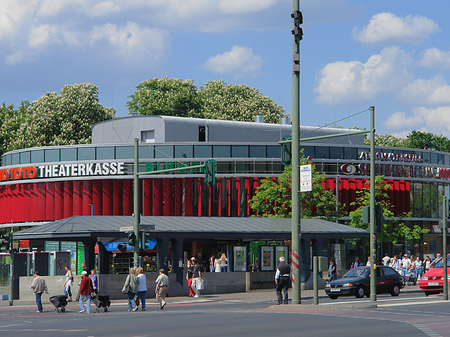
[419,255,450,296]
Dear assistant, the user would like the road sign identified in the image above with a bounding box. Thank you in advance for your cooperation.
[119,226,133,232]
[300,164,312,192]
[140,224,156,231]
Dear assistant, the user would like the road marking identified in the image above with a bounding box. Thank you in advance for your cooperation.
[377,299,449,307]
[411,323,442,337]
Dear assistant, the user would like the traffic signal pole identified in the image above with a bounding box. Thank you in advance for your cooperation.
[443,196,448,300]
[369,106,376,302]
[133,138,140,268]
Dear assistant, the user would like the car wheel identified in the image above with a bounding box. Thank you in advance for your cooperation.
[424,291,430,297]
[391,285,400,296]
[329,295,338,300]
[355,286,365,298]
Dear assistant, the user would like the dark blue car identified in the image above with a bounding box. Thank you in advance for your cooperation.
[325,266,404,299]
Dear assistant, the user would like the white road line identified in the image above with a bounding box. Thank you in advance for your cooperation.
[377,299,449,307]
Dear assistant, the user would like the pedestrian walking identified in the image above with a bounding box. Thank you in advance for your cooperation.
[424,256,431,272]
[328,259,337,281]
[63,265,73,302]
[382,253,390,266]
[209,255,215,272]
[214,256,221,273]
[91,269,98,295]
[155,269,169,310]
[30,271,48,313]
[218,253,228,272]
[79,271,93,313]
[402,255,411,283]
[186,259,195,297]
[351,257,362,269]
[190,258,202,298]
[136,267,147,311]
[122,267,139,311]
[275,256,290,305]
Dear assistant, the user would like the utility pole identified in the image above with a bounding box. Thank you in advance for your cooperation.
[443,196,448,300]
[369,106,376,302]
[291,0,303,304]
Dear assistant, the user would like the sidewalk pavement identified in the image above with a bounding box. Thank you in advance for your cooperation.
[0,284,423,308]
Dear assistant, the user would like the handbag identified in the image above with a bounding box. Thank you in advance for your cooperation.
[122,285,129,294]
[198,279,204,290]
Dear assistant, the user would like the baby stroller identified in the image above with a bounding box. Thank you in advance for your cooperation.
[93,293,111,312]
[407,266,417,286]
[49,295,68,312]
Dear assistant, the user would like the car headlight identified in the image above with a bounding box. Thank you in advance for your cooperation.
[343,283,353,287]
[325,284,331,288]
[421,276,428,280]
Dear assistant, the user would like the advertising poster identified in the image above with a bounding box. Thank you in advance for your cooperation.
[261,246,274,271]
[233,246,247,271]
[276,246,288,263]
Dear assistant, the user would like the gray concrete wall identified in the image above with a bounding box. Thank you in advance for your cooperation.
[19,272,278,301]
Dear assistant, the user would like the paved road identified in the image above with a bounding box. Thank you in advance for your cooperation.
[0,288,448,337]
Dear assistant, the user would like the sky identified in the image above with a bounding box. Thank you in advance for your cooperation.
[2,0,450,138]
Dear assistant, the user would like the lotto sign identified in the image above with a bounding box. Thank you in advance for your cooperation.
[300,164,312,192]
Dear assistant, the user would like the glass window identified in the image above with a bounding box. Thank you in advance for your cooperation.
[213,145,231,158]
[302,146,314,159]
[216,161,232,174]
[2,155,11,166]
[154,145,173,159]
[322,163,337,175]
[31,150,44,163]
[255,162,268,174]
[267,145,281,158]
[249,145,265,158]
[316,146,329,159]
[236,162,251,173]
[44,149,59,162]
[96,147,114,160]
[273,162,284,174]
[330,147,344,159]
[60,148,77,161]
[344,147,357,159]
[437,154,444,165]
[194,145,212,158]
[139,145,154,159]
[232,145,248,158]
[423,152,431,163]
[174,145,193,158]
[20,151,30,164]
[78,147,95,160]
[431,153,438,164]
[116,146,133,159]
[11,153,19,165]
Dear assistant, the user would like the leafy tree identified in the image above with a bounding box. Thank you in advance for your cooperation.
[349,176,428,243]
[0,101,29,157]
[197,80,287,123]
[405,130,450,152]
[249,162,338,220]
[127,77,201,117]
[8,83,115,151]
[364,134,407,147]
[127,78,287,123]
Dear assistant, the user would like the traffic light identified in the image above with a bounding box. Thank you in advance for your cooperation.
[291,10,303,42]
[205,159,216,185]
[117,243,127,253]
[128,232,136,246]
[0,233,11,252]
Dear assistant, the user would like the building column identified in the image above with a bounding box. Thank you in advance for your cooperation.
[97,241,109,275]
[172,237,184,285]
[157,238,169,273]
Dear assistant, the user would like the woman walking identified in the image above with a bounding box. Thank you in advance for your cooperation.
[63,266,73,302]
[219,253,228,272]
[186,259,195,297]
[328,259,337,281]
[136,267,147,311]
[122,267,139,312]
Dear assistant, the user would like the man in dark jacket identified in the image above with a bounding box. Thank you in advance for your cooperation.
[275,256,291,305]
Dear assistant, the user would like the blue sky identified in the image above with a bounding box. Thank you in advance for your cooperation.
[2,0,450,138]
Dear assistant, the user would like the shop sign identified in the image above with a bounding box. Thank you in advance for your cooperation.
[358,151,422,162]
[0,162,125,182]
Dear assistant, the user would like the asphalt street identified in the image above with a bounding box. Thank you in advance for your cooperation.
[0,288,448,337]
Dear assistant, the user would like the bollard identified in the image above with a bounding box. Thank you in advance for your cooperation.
[313,256,318,305]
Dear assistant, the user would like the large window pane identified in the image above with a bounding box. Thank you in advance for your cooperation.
[330,147,344,159]
[344,147,357,159]
[174,145,193,158]
[31,150,44,163]
[3,155,11,166]
[249,145,265,158]
[78,147,95,160]
[316,146,329,159]
[213,145,230,158]
[60,148,77,162]
[302,146,314,159]
[44,149,59,162]
[194,145,212,158]
[139,145,154,159]
[267,145,281,158]
[11,153,19,165]
[155,145,173,159]
[96,147,114,160]
[20,151,31,164]
[423,152,431,163]
[232,145,248,158]
[116,146,133,159]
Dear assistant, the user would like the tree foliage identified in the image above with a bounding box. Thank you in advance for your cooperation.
[127,77,287,123]
[349,176,428,243]
[249,162,338,220]
[364,133,407,147]
[8,83,115,151]
[405,130,450,152]
[0,101,29,157]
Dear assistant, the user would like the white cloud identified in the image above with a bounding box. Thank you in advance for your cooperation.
[218,0,278,14]
[0,0,37,40]
[203,46,263,77]
[36,0,83,17]
[419,48,450,69]
[385,107,450,137]
[315,47,413,105]
[29,25,59,48]
[353,12,439,45]
[401,75,450,105]
[89,2,122,17]
[89,22,170,64]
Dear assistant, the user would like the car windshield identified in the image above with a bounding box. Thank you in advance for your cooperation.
[432,255,450,268]
[344,267,369,278]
